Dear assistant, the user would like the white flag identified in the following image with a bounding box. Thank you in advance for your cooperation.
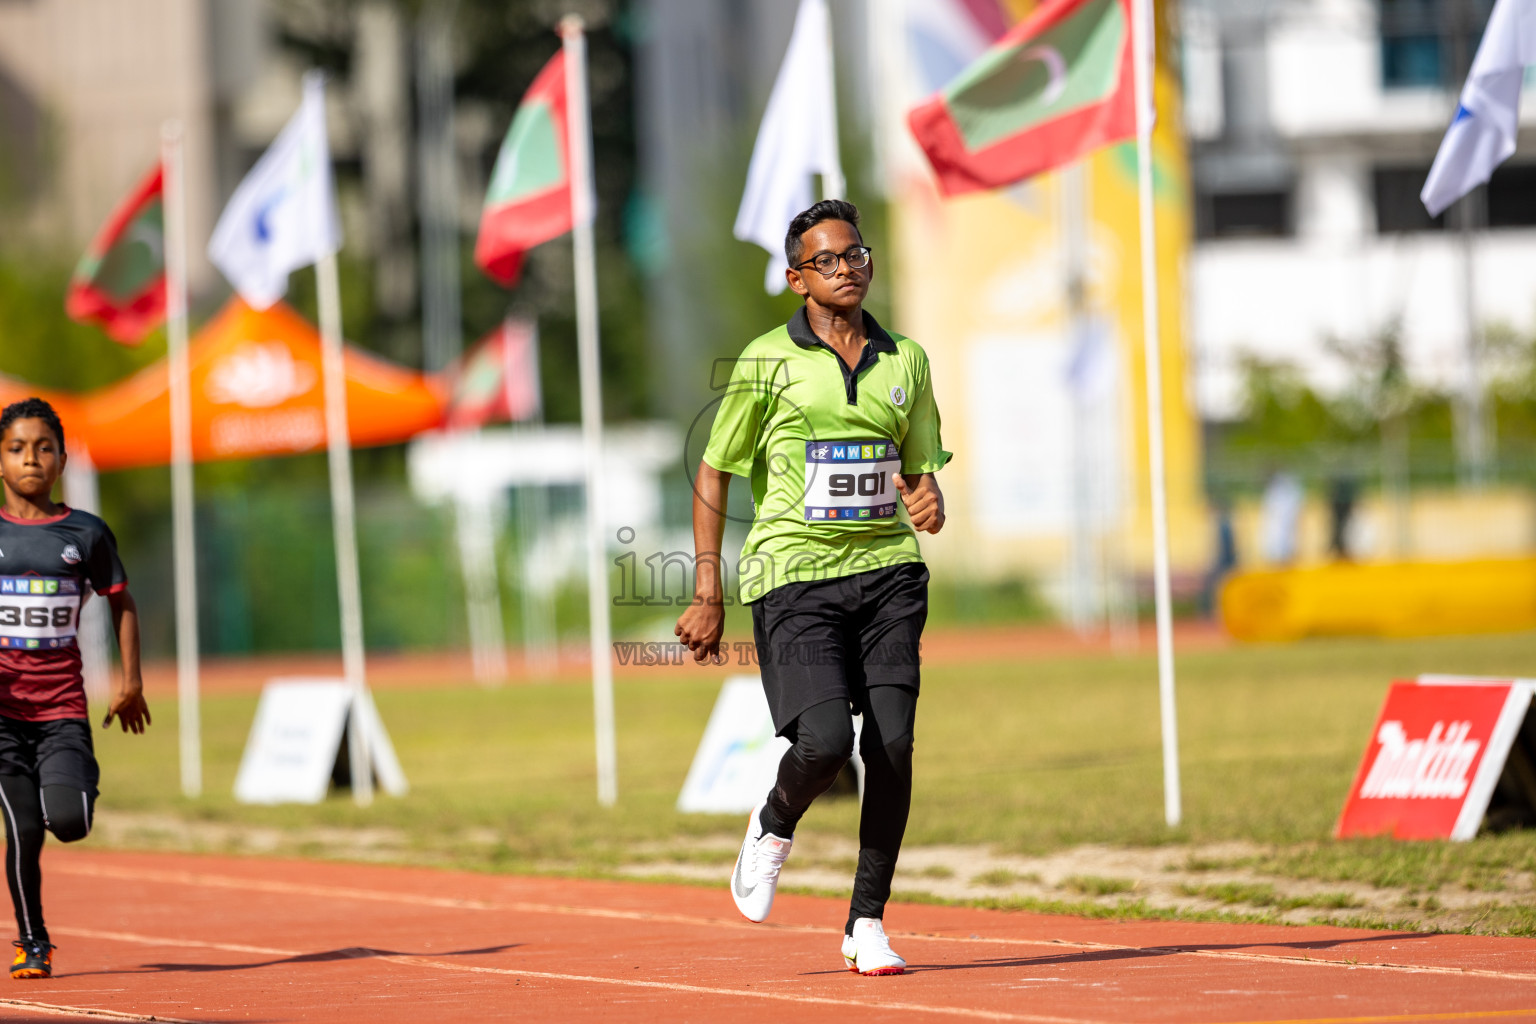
[1421,0,1536,217]
[209,73,342,309]
[733,0,844,295]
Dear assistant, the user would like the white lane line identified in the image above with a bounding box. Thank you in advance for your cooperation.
[54,926,291,958]
[51,862,1536,983]
[1215,1011,1536,1024]
[0,997,204,1023]
[56,926,1105,1024]
[53,926,1536,1024]
[378,954,1109,1024]
[944,935,1536,983]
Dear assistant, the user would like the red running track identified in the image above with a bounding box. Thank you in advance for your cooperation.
[1,847,1532,1023]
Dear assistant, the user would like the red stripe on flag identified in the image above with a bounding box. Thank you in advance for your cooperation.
[474,184,573,286]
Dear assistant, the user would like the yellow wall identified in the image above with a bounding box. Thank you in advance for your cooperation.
[1230,488,1536,568]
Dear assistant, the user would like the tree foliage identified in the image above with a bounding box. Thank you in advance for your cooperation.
[1207,319,1536,495]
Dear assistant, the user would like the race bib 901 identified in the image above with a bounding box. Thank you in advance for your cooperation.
[0,577,80,650]
[804,439,901,522]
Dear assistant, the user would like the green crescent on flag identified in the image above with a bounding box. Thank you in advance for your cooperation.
[908,0,1136,196]
[66,164,167,344]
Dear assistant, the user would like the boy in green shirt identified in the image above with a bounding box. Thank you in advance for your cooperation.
[675,200,949,976]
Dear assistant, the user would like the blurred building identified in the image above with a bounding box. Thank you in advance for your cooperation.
[0,0,422,307]
[0,0,258,287]
[1183,0,1536,418]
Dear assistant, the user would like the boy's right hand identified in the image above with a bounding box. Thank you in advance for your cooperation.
[675,597,725,664]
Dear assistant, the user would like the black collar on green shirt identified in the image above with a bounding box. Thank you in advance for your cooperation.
[787,306,897,405]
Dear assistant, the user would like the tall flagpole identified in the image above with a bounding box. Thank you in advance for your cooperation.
[818,1,846,202]
[160,120,202,799]
[513,318,558,678]
[61,453,112,707]
[561,15,617,807]
[316,250,373,806]
[1131,0,1181,827]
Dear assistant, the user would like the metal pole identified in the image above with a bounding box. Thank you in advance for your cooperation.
[817,0,846,201]
[1454,181,1490,488]
[161,121,202,799]
[1449,0,1491,489]
[62,452,113,709]
[517,481,558,677]
[416,0,464,374]
[1131,0,1181,827]
[561,15,618,806]
[417,3,504,680]
[456,492,509,683]
[316,251,373,806]
[1062,163,1097,634]
[515,318,557,678]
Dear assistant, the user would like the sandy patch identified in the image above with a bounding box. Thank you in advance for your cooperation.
[616,833,1534,932]
[82,810,1531,933]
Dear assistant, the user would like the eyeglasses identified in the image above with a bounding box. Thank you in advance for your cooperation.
[793,245,872,277]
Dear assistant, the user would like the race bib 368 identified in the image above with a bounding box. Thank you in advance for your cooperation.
[0,577,80,650]
[804,439,901,522]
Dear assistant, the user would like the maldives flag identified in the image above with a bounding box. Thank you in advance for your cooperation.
[65,164,167,343]
[475,51,575,286]
[446,319,542,427]
[908,0,1135,196]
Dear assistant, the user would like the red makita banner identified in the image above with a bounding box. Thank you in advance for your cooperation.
[1336,678,1534,841]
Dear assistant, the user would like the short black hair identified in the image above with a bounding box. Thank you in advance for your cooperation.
[784,199,862,268]
[0,398,65,453]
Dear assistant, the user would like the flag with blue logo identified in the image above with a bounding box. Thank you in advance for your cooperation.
[1420,0,1536,217]
[208,73,341,309]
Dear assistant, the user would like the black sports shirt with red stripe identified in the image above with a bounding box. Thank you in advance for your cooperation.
[0,506,127,721]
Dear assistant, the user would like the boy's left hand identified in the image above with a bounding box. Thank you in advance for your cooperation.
[895,473,945,534]
[103,684,151,734]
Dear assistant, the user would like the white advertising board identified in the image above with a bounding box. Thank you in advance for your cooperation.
[233,678,408,804]
[678,675,861,814]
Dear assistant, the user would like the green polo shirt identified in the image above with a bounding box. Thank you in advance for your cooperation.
[703,307,952,603]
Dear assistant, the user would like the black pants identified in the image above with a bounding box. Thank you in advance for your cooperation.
[751,563,927,734]
[751,563,927,935]
[0,717,100,946]
[0,778,94,945]
[759,688,919,935]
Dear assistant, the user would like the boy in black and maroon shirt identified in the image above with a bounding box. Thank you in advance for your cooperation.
[0,398,150,979]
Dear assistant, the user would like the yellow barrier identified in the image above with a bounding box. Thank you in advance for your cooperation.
[1220,558,1536,642]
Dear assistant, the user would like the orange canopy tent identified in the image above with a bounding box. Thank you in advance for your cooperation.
[80,299,445,471]
[0,376,85,447]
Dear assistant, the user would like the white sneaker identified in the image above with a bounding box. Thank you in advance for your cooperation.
[840,917,906,976]
[730,801,793,922]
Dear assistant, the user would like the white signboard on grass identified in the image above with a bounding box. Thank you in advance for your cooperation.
[678,675,860,813]
[234,678,408,804]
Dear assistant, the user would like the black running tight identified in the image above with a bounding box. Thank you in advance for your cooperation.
[0,775,94,944]
[758,687,918,935]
